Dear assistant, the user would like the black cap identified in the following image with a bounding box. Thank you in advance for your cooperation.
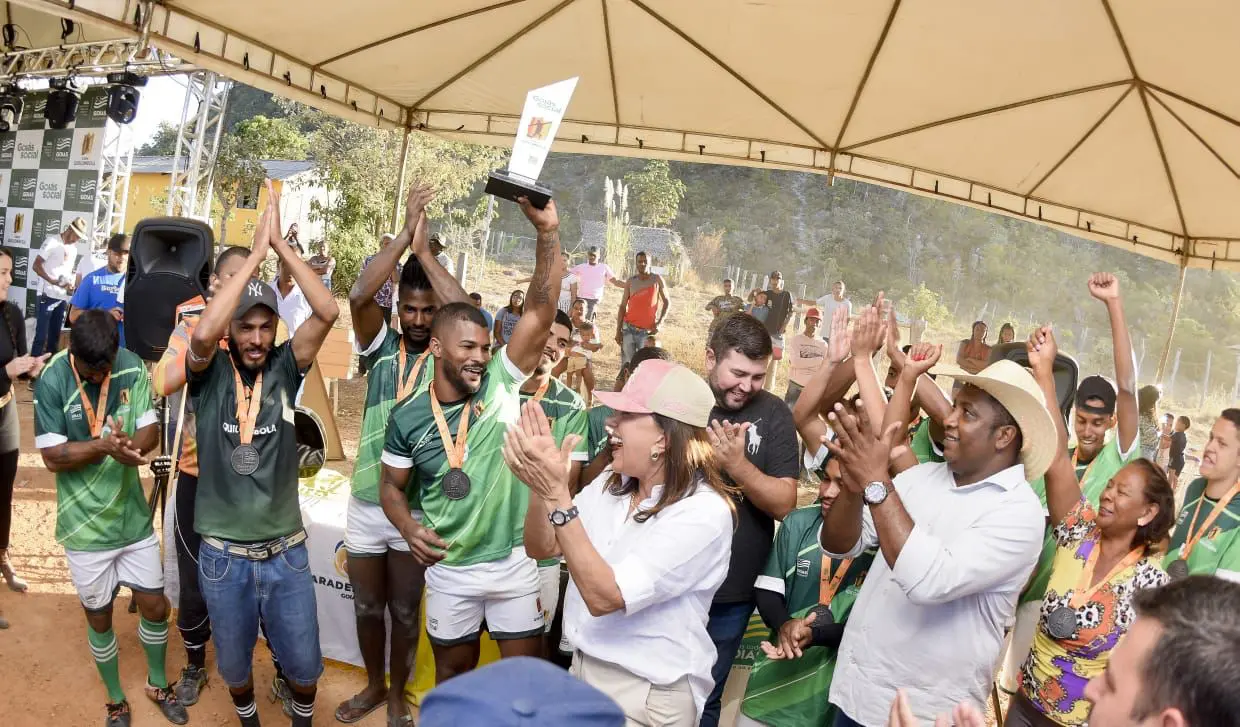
[234,280,279,320]
[1075,375,1117,414]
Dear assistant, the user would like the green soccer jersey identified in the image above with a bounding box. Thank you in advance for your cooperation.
[522,377,588,568]
[909,418,945,465]
[352,327,434,505]
[1164,478,1240,580]
[1020,434,1139,604]
[382,348,527,567]
[743,506,875,727]
[34,349,157,552]
[190,343,307,542]
[587,404,614,461]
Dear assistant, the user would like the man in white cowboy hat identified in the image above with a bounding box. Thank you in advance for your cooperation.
[819,344,1055,727]
[31,216,90,357]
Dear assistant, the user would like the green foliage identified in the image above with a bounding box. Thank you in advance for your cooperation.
[623,160,686,227]
[210,116,307,243]
[224,86,287,131]
[136,121,179,156]
[322,224,377,296]
[903,283,951,328]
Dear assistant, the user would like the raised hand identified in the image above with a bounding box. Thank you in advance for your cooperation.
[409,212,430,258]
[517,197,559,234]
[827,304,852,364]
[851,303,887,358]
[1026,325,1058,376]
[825,400,904,493]
[1087,272,1120,302]
[403,182,435,235]
[886,307,905,367]
[250,189,273,262]
[901,342,941,381]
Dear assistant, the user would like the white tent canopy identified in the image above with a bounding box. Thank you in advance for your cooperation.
[10,0,1240,271]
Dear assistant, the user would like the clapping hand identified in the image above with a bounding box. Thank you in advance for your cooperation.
[5,353,48,380]
[827,305,852,365]
[250,186,273,262]
[759,610,819,661]
[404,182,435,238]
[97,416,149,467]
[502,399,577,503]
[852,297,888,359]
[825,400,903,494]
[708,419,751,476]
[886,689,986,727]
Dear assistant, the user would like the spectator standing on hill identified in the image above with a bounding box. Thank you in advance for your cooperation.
[815,280,852,342]
[570,246,624,320]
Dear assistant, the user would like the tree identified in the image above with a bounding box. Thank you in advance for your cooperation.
[209,115,308,243]
[136,121,179,156]
[624,160,686,227]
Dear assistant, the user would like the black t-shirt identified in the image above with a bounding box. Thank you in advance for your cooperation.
[1169,431,1188,467]
[189,342,307,542]
[710,389,801,603]
[0,302,27,397]
[764,289,794,336]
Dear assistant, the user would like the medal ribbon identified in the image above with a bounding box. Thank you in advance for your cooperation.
[1179,481,1240,561]
[69,355,112,438]
[819,556,854,607]
[430,387,471,469]
[396,341,430,401]
[231,361,264,446]
[1068,538,1145,609]
[531,377,550,402]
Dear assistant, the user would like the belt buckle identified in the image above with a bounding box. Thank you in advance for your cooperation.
[247,544,272,560]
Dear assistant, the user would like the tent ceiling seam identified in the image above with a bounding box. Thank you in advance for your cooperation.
[829,0,901,172]
[1025,83,1134,196]
[843,80,1131,152]
[310,0,533,71]
[1137,82,1189,239]
[600,0,620,126]
[408,0,577,112]
[1147,90,1240,182]
[1146,83,1240,131]
[624,0,833,152]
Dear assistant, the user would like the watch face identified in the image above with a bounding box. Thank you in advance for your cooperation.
[864,481,888,504]
[550,511,565,526]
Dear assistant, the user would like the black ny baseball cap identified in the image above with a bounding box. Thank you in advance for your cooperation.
[234,280,279,320]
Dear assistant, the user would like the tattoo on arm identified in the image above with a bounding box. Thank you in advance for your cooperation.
[527,229,558,306]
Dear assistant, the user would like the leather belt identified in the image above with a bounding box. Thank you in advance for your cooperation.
[202,530,307,561]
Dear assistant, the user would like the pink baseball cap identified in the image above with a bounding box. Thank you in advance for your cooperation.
[594,359,715,428]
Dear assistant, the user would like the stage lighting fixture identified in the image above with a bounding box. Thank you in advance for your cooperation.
[105,71,147,125]
[0,84,23,133]
[45,78,79,129]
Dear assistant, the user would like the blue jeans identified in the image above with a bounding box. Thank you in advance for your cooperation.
[699,600,754,727]
[31,294,67,357]
[620,322,650,369]
[833,712,865,727]
[198,537,323,688]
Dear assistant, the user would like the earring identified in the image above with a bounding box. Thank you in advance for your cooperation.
[650,450,661,461]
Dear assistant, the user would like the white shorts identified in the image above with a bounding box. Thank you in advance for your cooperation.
[998,599,1042,692]
[424,548,543,645]
[344,496,422,556]
[538,559,563,633]
[65,533,164,612]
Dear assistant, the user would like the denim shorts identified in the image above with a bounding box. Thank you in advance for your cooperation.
[198,537,323,688]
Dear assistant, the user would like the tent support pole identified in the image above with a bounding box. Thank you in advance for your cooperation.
[391,126,412,231]
[1155,261,1189,383]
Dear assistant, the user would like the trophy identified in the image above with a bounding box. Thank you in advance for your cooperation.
[485,77,578,210]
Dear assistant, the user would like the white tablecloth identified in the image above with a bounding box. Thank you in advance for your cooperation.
[298,469,366,667]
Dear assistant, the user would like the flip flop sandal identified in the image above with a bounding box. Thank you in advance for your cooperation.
[388,712,415,727]
[334,695,384,724]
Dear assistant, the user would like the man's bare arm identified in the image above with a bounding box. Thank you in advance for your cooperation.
[506,199,563,374]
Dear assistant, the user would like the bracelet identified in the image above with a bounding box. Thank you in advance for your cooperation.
[187,347,210,365]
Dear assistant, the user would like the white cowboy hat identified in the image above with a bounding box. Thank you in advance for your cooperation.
[932,359,1058,480]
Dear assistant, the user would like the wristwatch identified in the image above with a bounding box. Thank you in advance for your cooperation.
[548,505,580,527]
[862,480,893,506]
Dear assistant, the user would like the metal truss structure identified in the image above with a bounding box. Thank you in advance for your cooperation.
[0,39,186,81]
[165,70,229,220]
[90,123,135,243]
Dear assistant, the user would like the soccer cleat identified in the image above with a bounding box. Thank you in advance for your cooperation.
[145,684,189,725]
[173,664,209,706]
[105,701,132,727]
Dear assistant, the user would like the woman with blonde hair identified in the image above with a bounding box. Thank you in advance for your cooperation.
[504,359,735,725]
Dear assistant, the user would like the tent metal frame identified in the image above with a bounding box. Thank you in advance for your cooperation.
[165,69,229,220]
[90,120,134,244]
[15,0,1240,381]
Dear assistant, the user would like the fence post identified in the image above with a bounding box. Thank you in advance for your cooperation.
[1232,354,1240,403]
[455,252,468,285]
[1169,348,1182,399]
[1200,349,1213,409]
[1136,337,1146,383]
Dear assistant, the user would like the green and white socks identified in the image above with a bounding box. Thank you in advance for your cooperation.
[138,616,170,689]
[88,616,171,705]
[87,626,125,704]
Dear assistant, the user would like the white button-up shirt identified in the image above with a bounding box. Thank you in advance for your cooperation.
[827,462,1043,726]
[270,280,312,334]
[562,473,733,719]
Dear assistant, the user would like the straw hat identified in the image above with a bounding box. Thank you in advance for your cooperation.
[66,217,89,239]
[932,359,1058,479]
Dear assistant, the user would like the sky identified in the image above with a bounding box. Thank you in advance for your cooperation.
[128,75,206,148]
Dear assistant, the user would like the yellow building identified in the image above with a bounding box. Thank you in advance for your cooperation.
[126,156,326,245]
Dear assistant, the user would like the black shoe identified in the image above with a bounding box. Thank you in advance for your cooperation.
[145,684,189,725]
[105,701,132,727]
[174,664,209,706]
[270,674,293,718]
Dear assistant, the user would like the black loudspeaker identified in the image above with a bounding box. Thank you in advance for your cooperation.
[988,342,1079,422]
[124,217,213,361]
